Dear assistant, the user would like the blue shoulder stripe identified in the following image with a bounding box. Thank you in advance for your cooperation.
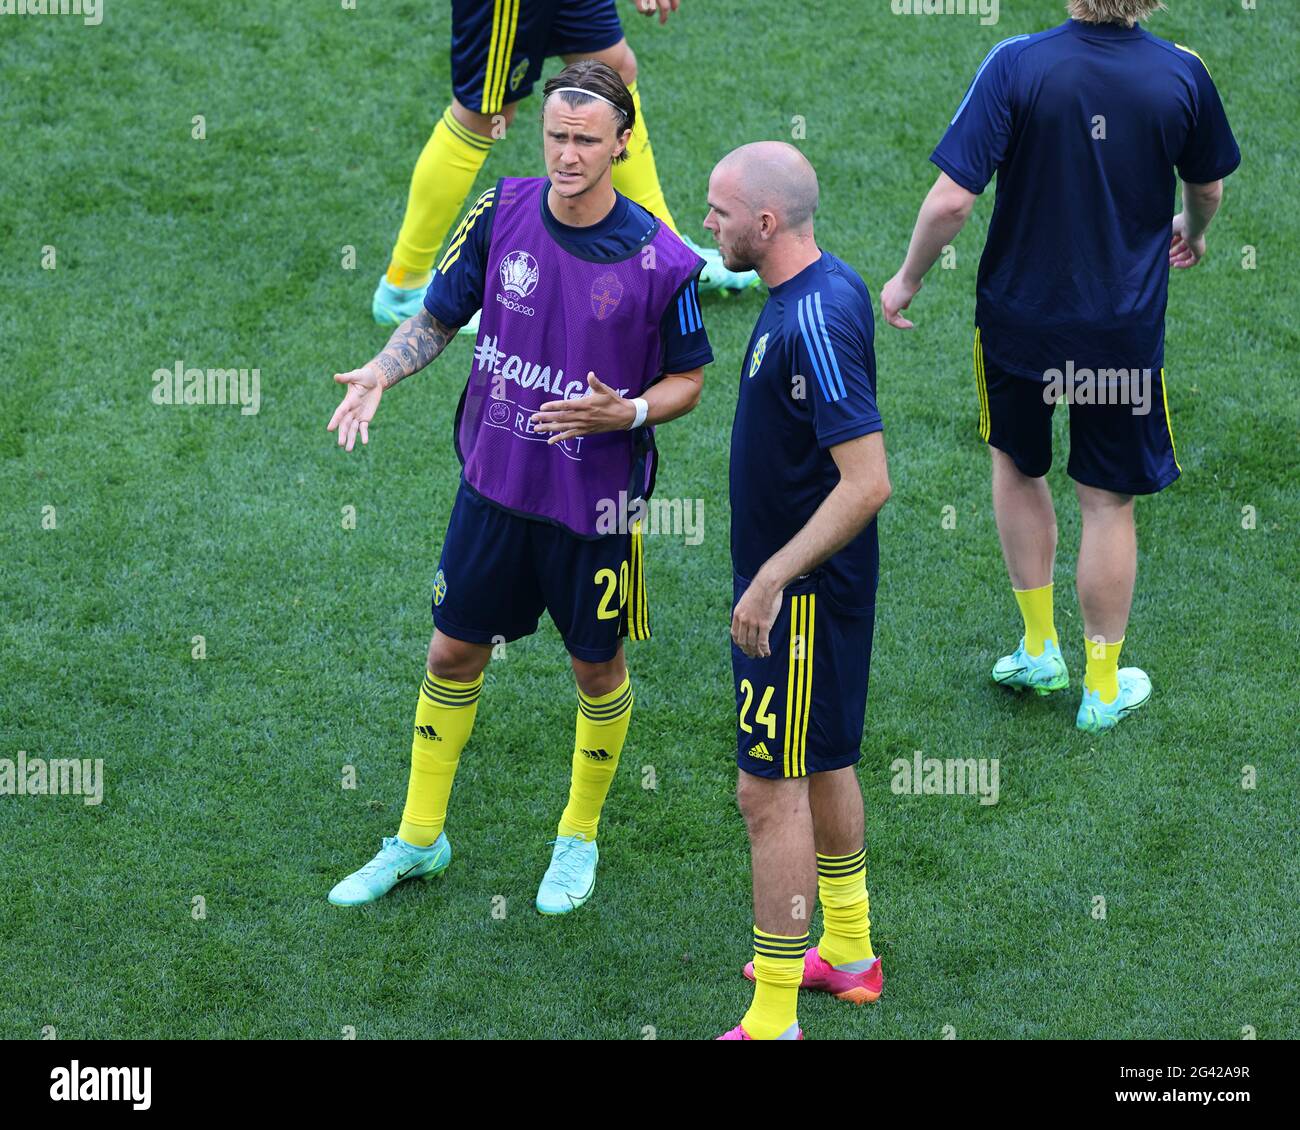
[796,294,837,403]
[812,291,847,401]
[950,34,1031,124]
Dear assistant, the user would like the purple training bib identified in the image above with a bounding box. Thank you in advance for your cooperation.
[455,177,701,537]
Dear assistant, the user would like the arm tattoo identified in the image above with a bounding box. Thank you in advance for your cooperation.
[373,309,457,389]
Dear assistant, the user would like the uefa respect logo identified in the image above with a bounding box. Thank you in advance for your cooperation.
[0,0,103,26]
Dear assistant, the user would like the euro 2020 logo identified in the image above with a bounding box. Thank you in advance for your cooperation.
[499,250,540,299]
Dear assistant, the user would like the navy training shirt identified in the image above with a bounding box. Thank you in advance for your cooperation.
[931,19,1240,379]
[425,184,713,374]
[730,251,883,613]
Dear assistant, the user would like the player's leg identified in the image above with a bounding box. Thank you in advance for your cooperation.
[805,767,883,1001]
[1066,371,1173,731]
[326,630,487,907]
[719,772,814,1041]
[721,580,821,1040]
[740,601,883,1005]
[373,0,539,324]
[980,342,1069,694]
[533,524,640,914]
[552,4,758,292]
[328,485,544,905]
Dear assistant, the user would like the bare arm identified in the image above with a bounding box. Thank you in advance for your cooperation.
[732,431,892,658]
[881,172,978,330]
[531,367,704,444]
[1170,179,1224,269]
[372,308,460,389]
[326,308,462,451]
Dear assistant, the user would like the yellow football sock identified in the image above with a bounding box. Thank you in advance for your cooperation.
[610,81,679,235]
[386,107,493,289]
[815,849,875,967]
[397,670,483,847]
[1084,636,1124,704]
[557,675,633,841]
[742,928,808,1039]
[1013,583,1056,656]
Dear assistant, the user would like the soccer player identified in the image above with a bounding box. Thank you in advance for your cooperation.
[881,0,1239,733]
[704,143,892,1040]
[372,0,754,327]
[326,61,712,914]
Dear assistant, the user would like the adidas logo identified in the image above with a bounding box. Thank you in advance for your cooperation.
[581,747,612,761]
[747,742,773,762]
[415,725,441,741]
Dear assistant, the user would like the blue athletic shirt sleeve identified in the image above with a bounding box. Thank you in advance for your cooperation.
[1171,48,1241,184]
[792,286,882,451]
[930,35,1029,194]
[424,187,496,327]
[659,272,713,373]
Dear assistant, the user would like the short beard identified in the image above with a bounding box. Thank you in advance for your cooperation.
[722,231,760,273]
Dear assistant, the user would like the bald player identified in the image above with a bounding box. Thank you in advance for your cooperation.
[705,143,892,1040]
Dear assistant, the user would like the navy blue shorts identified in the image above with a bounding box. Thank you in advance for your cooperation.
[432,480,649,662]
[451,0,625,115]
[974,334,1181,495]
[732,573,875,780]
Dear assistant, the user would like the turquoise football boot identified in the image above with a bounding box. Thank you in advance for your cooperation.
[681,236,761,295]
[536,834,598,915]
[372,276,481,337]
[372,277,427,326]
[991,637,1070,695]
[327,834,451,906]
[1076,668,1152,734]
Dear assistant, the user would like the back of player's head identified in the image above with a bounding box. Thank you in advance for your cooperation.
[1067,0,1166,26]
[718,141,819,235]
[542,61,636,162]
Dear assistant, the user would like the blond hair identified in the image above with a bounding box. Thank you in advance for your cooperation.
[1067,0,1165,26]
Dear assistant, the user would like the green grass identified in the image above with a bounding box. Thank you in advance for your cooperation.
[1,0,1296,1040]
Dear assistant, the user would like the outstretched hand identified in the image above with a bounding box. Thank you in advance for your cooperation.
[531,372,636,444]
[328,363,384,451]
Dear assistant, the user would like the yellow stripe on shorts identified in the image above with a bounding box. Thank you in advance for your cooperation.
[1161,367,1181,472]
[781,594,814,778]
[482,0,520,115]
[974,328,990,442]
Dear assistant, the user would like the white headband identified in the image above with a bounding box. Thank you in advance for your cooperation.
[549,86,627,117]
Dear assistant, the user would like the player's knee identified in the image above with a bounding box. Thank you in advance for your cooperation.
[448,97,510,141]
[614,42,637,86]
[571,652,627,697]
[426,634,488,683]
[735,772,776,833]
[1076,482,1134,514]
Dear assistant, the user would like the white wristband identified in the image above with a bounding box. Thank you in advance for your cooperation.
[627,397,649,429]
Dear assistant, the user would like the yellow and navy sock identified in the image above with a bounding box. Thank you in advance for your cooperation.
[557,675,633,841]
[397,670,483,848]
[742,927,808,1040]
[1013,582,1057,656]
[386,107,494,289]
[610,81,679,236]
[1084,635,1124,704]
[816,849,875,970]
